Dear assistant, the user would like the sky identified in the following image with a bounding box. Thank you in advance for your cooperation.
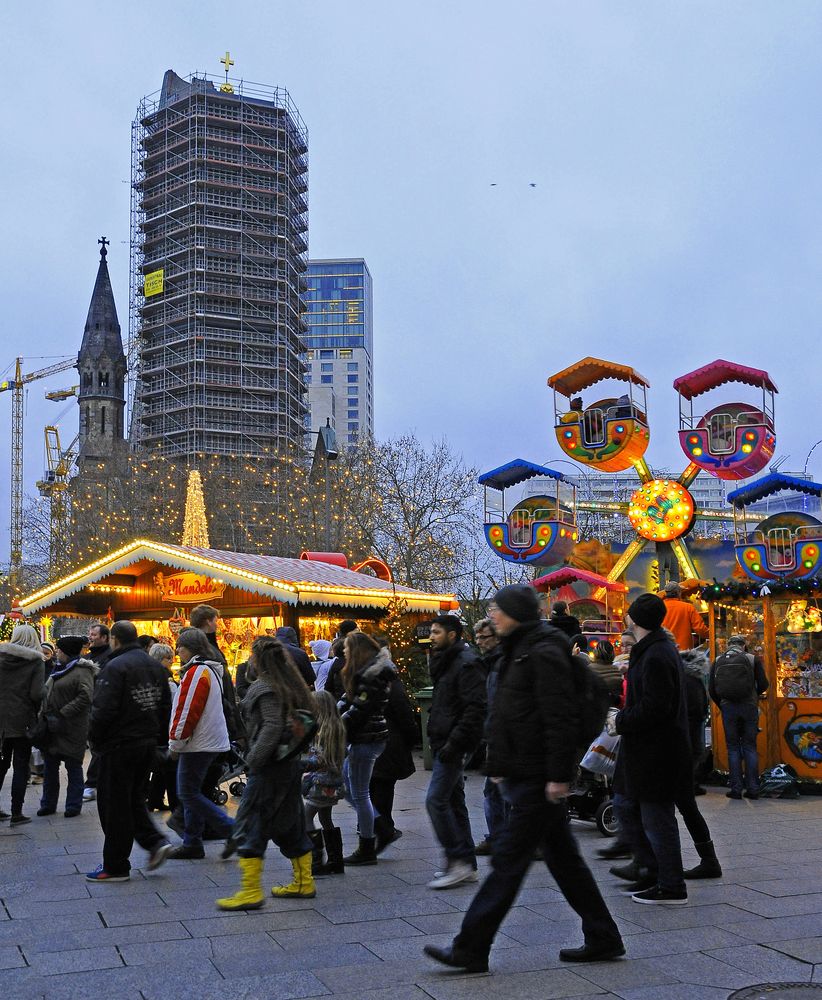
[2,1,822,559]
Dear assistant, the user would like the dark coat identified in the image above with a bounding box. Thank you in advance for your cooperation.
[89,642,172,754]
[87,643,112,666]
[485,620,579,783]
[0,642,45,738]
[325,656,345,700]
[42,658,96,760]
[275,628,316,689]
[614,629,691,801]
[372,674,418,782]
[338,648,395,744]
[550,612,582,639]
[427,642,487,756]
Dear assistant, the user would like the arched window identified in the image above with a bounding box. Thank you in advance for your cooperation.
[99,371,109,389]
[83,372,93,388]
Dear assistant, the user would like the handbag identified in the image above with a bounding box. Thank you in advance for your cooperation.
[27,714,52,751]
[580,729,620,777]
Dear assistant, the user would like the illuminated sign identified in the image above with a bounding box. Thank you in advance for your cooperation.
[628,480,695,542]
[154,571,226,603]
[144,269,164,297]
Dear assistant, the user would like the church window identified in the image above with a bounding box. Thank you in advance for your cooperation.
[83,372,92,387]
[99,371,109,389]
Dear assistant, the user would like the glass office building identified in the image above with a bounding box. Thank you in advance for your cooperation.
[304,259,373,445]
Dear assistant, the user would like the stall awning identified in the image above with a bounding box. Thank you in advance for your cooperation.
[547,358,650,396]
[478,460,565,490]
[673,360,778,400]
[18,539,455,615]
[531,567,628,593]
[727,473,822,507]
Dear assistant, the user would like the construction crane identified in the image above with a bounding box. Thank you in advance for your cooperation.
[45,385,79,402]
[36,426,78,576]
[0,356,75,590]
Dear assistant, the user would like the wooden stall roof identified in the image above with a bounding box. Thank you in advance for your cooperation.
[18,539,456,615]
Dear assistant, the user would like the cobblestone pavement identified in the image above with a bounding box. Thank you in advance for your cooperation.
[1,759,821,999]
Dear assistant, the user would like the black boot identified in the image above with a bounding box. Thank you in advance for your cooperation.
[684,840,722,879]
[375,815,401,855]
[610,860,643,882]
[344,835,377,866]
[314,827,345,876]
[308,830,325,874]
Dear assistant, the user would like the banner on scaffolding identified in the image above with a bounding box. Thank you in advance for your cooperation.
[144,269,164,297]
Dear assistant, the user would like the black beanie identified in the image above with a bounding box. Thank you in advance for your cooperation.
[627,594,666,631]
[493,584,541,623]
[56,635,86,659]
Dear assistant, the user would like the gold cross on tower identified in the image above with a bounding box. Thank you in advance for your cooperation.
[219,51,235,92]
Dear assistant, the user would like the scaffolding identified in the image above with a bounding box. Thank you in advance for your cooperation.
[128,69,309,460]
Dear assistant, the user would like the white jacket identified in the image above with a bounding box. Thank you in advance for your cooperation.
[168,658,230,754]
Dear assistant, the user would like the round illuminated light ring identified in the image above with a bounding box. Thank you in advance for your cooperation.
[628,480,695,542]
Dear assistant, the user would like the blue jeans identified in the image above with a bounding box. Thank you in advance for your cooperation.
[41,753,84,813]
[425,751,475,865]
[616,795,685,893]
[483,776,511,842]
[721,702,760,794]
[176,751,234,848]
[343,741,385,839]
[454,778,621,958]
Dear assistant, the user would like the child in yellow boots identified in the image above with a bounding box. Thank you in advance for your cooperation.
[217,637,317,910]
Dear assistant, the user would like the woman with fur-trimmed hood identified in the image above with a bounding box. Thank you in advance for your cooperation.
[0,623,45,824]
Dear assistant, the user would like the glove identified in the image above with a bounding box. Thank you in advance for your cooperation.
[437,743,461,765]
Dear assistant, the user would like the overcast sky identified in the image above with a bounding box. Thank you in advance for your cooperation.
[2,2,822,558]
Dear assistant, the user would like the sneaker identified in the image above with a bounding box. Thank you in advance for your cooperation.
[559,941,626,962]
[726,790,742,800]
[86,865,129,883]
[428,861,477,890]
[9,814,31,826]
[82,787,96,802]
[423,944,488,973]
[36,807,56,817]
[166,844,206,860]
[64,810,81,818]
[743,789,760,800]
[146,842,173,872]
[0,810,9,820]
[29,776,43,786]
[632,885,688,905]
[475,838,493,857]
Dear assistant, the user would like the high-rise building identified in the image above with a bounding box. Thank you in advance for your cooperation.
[129,67,309,460]
[304,259,373,445]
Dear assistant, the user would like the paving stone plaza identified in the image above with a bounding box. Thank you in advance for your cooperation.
[1,761,821,1000]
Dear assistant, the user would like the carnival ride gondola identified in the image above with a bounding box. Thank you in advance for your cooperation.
[727,473,822,581]
[674,360,777,480]
[479,460,577,566]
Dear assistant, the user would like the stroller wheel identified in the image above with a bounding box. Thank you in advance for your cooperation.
[212,788,229,806]
[229,781,246,797]
[595,800,618,837]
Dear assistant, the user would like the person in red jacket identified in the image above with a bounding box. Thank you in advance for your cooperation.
[661,582,708,651]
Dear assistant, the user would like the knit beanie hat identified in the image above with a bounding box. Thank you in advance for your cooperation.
[493,584,541,623]
[10,623,41,650]
[627,594,666,631]
[56,635,86,659]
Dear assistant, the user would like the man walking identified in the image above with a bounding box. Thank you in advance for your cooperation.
[472,618,508,857]
[86,621,173,881]
[613,594,691,905]
[82,622,112,803]
[425,615,486,889]
[424,585,623,972]
[709,634,768,799]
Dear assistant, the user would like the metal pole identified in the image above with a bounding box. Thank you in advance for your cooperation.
[9,358,23,592]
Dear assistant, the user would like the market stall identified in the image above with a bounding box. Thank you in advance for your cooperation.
[18,538,457,672]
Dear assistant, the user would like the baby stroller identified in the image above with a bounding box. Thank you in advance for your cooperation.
[566,769,618,837]
[207,742,249,805]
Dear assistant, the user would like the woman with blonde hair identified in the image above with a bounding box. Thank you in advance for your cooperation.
[0,623,45,825]
[303,690,347,875]
[337,631,395,866]
[217,636,317,910]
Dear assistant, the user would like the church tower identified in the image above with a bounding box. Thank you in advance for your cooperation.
[76,237,128,473]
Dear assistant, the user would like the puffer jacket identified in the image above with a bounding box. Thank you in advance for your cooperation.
[485,620,579,783]
[42,658,96,760]
[169,657,230,755]
[338,647,395,744]
[427,641,486,755]
[0,642,45,739]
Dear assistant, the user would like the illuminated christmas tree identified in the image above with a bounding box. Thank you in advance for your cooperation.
[182,470,211,548]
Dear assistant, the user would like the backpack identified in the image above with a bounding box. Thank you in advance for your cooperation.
[204,663,246,744]
[275,707,318,761]
[713,650,755,703]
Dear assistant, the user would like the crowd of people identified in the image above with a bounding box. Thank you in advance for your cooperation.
[0,582,769,971]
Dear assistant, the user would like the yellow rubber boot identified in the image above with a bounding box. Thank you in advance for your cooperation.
[271,851,316,898]
[216,856,265,910]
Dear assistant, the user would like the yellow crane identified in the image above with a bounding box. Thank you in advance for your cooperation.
[36,426,78,577]
[0,356,75,590]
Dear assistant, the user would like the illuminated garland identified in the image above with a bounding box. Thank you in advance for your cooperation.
[700,578,822,601]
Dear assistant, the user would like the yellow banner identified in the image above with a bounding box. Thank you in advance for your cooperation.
[144,269,164,297]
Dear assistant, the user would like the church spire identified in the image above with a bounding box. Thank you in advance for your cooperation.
[79,236,124,362]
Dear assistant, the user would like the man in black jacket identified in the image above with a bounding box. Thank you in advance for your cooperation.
[425,585,622,972]
[424,615,487,890]
[550,600,582,639]
[86,620,173,882]
[82,622,112,803]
